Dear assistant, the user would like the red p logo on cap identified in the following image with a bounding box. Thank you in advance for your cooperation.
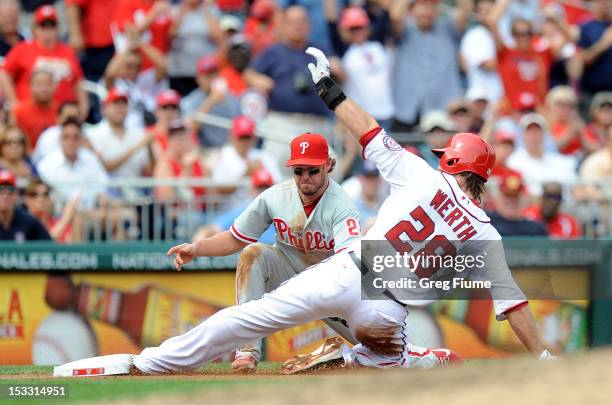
[286,133,329,167]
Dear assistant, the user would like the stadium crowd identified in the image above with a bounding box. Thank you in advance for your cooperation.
[0,0,610,243]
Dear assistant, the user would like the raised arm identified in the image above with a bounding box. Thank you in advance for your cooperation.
[454,0,474,34]
[389,0,410,37]
[306,47,378,141]
[485,0,511,51]
[581,26,612,67]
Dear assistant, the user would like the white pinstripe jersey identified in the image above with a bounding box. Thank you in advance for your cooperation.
[231,179,361,271]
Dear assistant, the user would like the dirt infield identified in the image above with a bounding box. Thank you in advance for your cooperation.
[106,348,611,405]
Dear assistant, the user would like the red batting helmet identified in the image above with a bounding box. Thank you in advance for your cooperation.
[431,133,495,181]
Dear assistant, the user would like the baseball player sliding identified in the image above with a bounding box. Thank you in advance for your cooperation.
[126,47,556,375]
[166,132,361,372]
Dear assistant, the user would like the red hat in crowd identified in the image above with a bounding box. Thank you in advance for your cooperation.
[251,168,274,188]
[251,0,276,22]
[197,55,220,75]
[105,88,129,104]
[494,130,516,144]
[34,5,58,25]
[0,170,16,187]
[339,7,370,30]
[286,133,329,167]
[498,173,525,197]
[156,89,181,108]
[231,116,256,138]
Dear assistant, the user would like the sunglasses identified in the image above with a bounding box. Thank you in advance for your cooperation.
[161,104,179,110]
[0,185,16,193]
[39,20,58,28]
[2,139,24,146]
[543,193,562,202]
[26,191,50,198]
[293,168,321,177]
[512,30,532,37]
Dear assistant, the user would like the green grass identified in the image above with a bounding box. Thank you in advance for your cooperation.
[0,363,283,403]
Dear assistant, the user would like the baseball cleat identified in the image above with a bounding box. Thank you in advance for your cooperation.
[232,354,258,373]
[431,348,463,366]
[281,337,346,375]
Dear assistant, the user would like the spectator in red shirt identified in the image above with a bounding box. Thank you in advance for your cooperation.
[66,0,118,81]
[0,126,37,184]
[584,91,612,153]
[148,89,183,157]
[153,119,206,204]
[484,130,523,211]
[0,0,26,57]
[112,0,172,70]
[523,182,581,239]
[490,130,522,179]
[219,35,252,96]
[12,69,58,148]
[0,5,88,120]
[244,0,279,56]
[545,85,590,156]
[487,0,572,113]
[23,178,79,243]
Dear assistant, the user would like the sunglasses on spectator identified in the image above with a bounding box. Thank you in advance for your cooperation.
[0,185,16,193]
[543,193,562,202]
[2,138,24,146]
[348,26,367,32]
[161,104,179,110]
[39,20,57,28]
[450,107,469,115]
[512,30,532,37]
[26,190,50,198]
[293,168,321,177]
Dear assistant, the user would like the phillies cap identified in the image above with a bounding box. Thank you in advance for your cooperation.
[105,88,129,104]
[0,170,16,187]
[156,89,181,108]
[286,133,329,166]
[197,55,220,75]
[339,7,370,29]
[231,116,256,138]
[251,168,274,188]
[34,5,58,25]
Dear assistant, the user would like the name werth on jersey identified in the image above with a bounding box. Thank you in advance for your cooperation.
[429,189,477,242]
[273,218,334,251]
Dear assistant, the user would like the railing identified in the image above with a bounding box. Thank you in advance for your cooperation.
[31,177,251,243]
[18,176,612,243]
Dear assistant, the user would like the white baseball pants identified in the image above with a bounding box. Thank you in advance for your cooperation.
[134,251,411,373]
[234,243,357,361]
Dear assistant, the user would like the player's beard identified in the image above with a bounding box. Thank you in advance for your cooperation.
[299,175,326,196]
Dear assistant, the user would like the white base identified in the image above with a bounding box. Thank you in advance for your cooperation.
[53,354,134,377]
